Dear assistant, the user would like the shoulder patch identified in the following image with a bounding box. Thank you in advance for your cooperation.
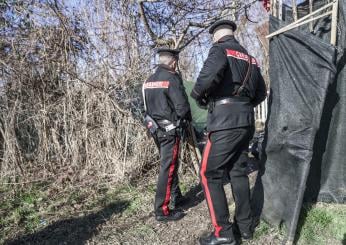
[144,81,170,89]
[226,49,260,67]
[226,49,249,61]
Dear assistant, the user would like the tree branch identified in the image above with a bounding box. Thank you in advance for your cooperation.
[174,21,210,49]
[138,0,172,46]
[138,0,158,42]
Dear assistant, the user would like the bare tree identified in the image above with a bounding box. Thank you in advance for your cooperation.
[137,0,245,49]
[0,0,269,188]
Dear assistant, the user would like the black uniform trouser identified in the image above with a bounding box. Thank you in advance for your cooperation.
[154,131,181,216]
[200,127,254,237]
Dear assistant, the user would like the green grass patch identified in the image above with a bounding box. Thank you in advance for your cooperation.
[0,184,47,242]
[248,204,345,245]
[0,182,150,243]
[146,183,157,194]
[97,184,151,216]
[178,181,190,195]
[254,221,271,239]
[296,203,346,245]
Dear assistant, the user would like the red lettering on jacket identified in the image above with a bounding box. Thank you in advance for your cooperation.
[144,81,170,89]
[226,49,259,67]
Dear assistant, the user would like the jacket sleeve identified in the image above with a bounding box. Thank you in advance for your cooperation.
[168,76,192,120]
[251,67,267,107]
[191,45,227,101]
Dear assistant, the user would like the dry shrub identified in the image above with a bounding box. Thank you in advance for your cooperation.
[0,1,157,187]
[0,0,269,188]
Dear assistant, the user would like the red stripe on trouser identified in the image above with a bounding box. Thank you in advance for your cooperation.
[162,138,180,216]
[200,135,222,237]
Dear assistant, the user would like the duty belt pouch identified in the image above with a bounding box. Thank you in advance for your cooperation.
[143,115,159,135]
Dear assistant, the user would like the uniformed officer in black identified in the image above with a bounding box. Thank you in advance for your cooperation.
[143,48,192,222]
[191,20,267,245]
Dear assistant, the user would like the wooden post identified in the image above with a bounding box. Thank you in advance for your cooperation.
[273,0,277,17]
[292,0,298,21]
[331,0,338,45]
[278,0,283,20]
[309,0,314,32]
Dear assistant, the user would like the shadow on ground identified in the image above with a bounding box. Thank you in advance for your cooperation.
[181,184,204,210]
[4,200,130,245]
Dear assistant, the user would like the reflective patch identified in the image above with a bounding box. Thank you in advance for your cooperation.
[226,49,259,67]
[144,81,170,89]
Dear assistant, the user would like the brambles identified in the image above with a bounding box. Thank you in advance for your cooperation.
[0,1,156,187]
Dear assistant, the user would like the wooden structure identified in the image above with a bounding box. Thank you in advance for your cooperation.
[267,0,339,46]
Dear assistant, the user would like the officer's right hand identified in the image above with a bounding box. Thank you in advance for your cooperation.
[183,111,192,122]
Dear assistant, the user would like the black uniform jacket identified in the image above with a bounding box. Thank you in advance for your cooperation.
[143,65,191,123]
[191,35,267,131]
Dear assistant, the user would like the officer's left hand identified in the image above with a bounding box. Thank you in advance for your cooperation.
[196,98,208,109]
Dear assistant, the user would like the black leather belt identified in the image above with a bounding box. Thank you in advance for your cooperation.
[214,97,250,106]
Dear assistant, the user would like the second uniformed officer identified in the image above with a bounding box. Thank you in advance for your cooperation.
[143,48,192,222]
[191,20,267,244]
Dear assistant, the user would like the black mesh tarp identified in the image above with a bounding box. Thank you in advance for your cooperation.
[252,2,341,241]
[305,1,346,204]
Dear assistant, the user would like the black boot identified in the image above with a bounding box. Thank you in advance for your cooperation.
[232,224,253,240]
[199,233,237,245]
[155,209,185,222]
[170,191,187,209]
[232,219,257,240]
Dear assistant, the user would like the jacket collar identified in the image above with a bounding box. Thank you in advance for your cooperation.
[157,64,177,74]
[217,35,237,43]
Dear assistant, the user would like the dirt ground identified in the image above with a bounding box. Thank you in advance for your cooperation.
[3,169,284,245]
[89,181,281,245]
[88,172,281,245]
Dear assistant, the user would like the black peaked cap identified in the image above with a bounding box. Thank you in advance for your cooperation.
[156,48,180,56]
[209,20,237,34]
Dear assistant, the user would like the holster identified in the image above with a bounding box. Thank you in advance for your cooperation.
[143,115,160,147]
[143,115,159,134]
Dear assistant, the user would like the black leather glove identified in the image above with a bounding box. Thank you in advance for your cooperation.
[176,119,189,141]
[191,89,208,109]
[196,97,208,110]
[185,111,192,122]
[177,118,190,131]
[238,86,251,98]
